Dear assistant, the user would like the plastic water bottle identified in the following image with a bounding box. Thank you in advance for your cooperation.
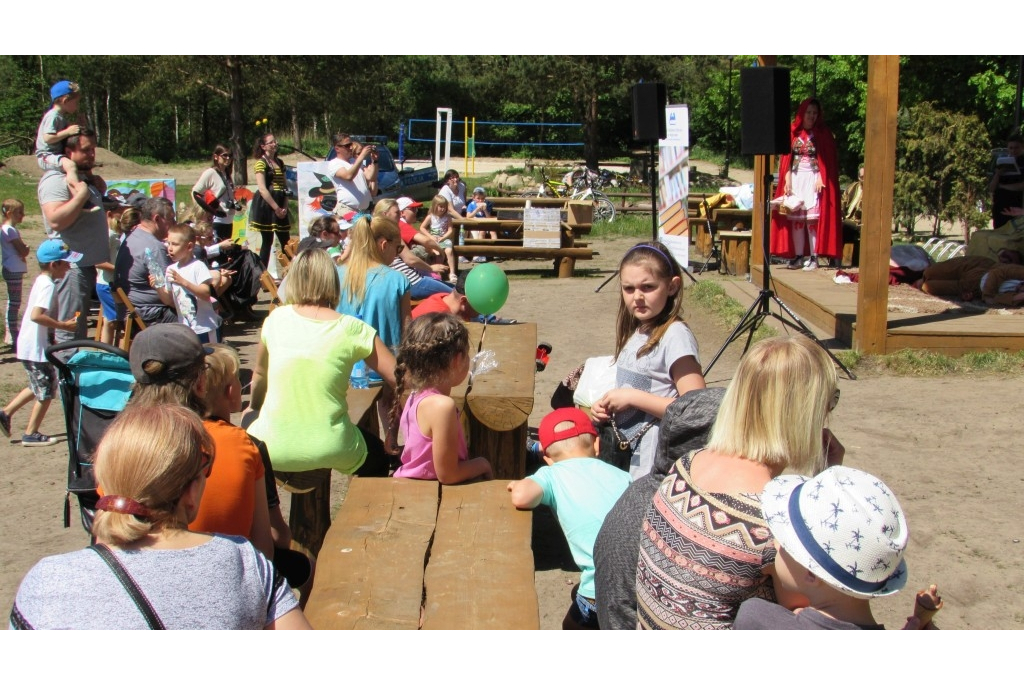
[350,359,369,389]
[143,247,165,287]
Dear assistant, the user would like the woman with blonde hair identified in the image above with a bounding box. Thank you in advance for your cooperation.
[247,248,396,478]
[336,214,409,444]
[635,335,844,630]
[9,403,310,629]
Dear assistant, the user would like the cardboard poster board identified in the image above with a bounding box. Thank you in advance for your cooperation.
[523,207,561,248]
[105,178,176,207]
[296,161,337,239]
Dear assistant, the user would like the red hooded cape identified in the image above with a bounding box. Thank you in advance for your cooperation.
[769,98,843,259]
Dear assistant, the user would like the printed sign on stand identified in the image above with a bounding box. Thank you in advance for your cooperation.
[523,207,561,248]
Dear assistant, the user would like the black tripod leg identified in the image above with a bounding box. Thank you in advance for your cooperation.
[765,294,857,380]
[594,270,618,293]
[703,292,768,375]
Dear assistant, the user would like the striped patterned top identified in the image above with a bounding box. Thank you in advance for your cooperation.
[635,450,777,630]
[255,157,287,192]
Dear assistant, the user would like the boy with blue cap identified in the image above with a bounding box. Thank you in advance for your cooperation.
[35,80,99,212]
[0,239,82,446]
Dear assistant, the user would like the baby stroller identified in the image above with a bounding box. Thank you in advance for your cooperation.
[45,341,134,533]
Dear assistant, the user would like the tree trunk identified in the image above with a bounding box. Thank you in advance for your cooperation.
[227,57,246,186]
[291,105,302,152]
[582,91,599,169]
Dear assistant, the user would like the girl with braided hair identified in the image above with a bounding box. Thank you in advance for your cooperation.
[391,312,492,484]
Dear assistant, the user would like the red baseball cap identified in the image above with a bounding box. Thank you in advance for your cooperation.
[538,407,597,453]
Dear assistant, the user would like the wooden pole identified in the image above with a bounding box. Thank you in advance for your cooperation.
[855,56,900,354]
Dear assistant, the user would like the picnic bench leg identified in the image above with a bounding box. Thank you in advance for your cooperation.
[556,256,576,278]
[283,469,333,559]
[466,418,527,480]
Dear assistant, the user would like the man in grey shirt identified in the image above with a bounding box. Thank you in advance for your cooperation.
[37,130,110,343]
[113,197,177,325]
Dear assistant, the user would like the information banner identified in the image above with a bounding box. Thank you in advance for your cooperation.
[658,105,690,272]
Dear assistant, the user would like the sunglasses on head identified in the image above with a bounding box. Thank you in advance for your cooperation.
[828,388,840,412]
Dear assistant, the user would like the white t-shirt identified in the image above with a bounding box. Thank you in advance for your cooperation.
[614,320,700,480]
[1,223,27,274]
[327,158,371,210]
[17,273,57,362]
[166,259,220,335]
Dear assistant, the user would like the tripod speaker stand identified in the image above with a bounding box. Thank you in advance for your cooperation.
[702,162,856,380]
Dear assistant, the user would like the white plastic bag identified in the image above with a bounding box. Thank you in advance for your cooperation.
[572,356,616,408]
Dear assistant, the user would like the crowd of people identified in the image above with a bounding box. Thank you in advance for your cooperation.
[4,80,943,631]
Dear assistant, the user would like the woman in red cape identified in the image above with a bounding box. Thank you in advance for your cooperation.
[769,98,842,269]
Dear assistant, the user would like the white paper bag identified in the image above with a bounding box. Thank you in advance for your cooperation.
[573,356,616,408]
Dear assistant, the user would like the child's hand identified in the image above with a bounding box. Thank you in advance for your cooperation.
[506,479,519,492]
[147,274,158,288]
[62,315,79,331]
[591,388,633,421]
[165,270,181,286]
[63,124,82,137]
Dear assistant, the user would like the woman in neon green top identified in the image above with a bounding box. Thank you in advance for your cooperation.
[246,249,395,476]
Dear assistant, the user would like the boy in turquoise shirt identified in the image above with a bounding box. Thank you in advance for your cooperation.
[508,407,630,629]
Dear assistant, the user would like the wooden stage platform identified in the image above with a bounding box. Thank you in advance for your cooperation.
[729,265,1024,356]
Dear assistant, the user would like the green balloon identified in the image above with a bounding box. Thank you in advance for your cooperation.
[464,263,509,316]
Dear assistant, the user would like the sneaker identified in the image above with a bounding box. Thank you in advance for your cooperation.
[458,256,469,263]
[472,256,487,263]
[22,432,57,447]
[787,257,803,270]
[0,410,10,438]
[802,258,818,271]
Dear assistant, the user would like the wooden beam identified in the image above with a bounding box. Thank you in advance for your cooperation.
[856,56,900,354]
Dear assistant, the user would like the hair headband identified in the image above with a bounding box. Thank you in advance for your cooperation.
[624,244,677,272]
[96,495,155,519]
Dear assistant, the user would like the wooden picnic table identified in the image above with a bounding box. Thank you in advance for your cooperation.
[304,478,538,629]
[451,322,536,480]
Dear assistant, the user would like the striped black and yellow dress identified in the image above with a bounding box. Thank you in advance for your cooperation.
[249,155,290,233]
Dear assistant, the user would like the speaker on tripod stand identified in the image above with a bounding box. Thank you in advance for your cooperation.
[703,66,854,380]
[632,83,666,245]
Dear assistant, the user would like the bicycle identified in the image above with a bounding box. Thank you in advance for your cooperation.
[517,166,616,224]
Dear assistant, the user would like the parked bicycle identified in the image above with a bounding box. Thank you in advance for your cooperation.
[518,165,616,224]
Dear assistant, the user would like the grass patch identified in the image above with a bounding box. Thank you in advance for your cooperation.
[856,348,1024,375]
[591,213,655,239]
[687,280,777,344]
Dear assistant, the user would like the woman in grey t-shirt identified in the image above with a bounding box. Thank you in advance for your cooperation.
[9,404,310,630]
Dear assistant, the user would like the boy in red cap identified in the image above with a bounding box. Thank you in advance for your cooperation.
[507,407,631,629]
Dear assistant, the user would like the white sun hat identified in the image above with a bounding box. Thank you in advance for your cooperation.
[761,466,909,599]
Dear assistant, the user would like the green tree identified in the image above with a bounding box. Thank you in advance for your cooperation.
[895,102,990,239]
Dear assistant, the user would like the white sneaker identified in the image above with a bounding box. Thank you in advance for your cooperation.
[802,258,818,271]
[472,256,486,263]
[458,256,469,263]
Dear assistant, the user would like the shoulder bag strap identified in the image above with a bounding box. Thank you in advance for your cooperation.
[91,543,166,630]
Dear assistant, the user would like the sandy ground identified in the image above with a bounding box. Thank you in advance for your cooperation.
[1,155,1021,630]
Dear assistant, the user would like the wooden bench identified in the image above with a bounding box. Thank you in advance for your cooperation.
[453,322,536,480]
[304,478,538,629]
[712,207,753,231]
[719,230,752,277]
[454,198,594,277]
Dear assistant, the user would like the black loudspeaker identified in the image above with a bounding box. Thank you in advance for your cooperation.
[740,67,791,155]
[631,83,667,142]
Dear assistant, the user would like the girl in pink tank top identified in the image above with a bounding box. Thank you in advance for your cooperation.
[391,313,493,484]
